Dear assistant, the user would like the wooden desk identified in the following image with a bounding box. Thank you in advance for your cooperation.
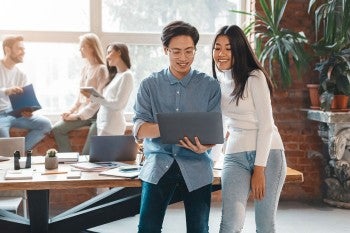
[0,158,303,233]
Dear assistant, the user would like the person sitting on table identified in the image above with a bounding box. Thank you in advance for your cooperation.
[81,42,134,136]
[133,20,221,233]
[0,35,52,150]
[52,33,109,155]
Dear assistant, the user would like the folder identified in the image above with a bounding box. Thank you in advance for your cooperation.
[8,84,42,117]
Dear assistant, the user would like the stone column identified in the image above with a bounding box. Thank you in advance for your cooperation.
[307,110,350,208]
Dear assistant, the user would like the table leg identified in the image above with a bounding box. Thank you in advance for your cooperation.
[27,190,49,233]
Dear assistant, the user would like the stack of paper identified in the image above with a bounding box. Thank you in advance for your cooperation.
[57,152,79,163]
[5,170,33,180]
[99,165,141,178]
[70,162,124,172]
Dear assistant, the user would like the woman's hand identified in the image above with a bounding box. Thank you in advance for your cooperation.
[63,113,80,121]
[251,166,266,200]
[80,90,91,98]
[179,136,214,154]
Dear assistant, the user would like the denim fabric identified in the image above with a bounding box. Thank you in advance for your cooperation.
[52,117,96,154]
[220,150,286,233]
[0,113,51,150]
[133,68,221,192]
[138,161,211,233]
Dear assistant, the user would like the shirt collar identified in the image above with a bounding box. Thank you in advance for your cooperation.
[166,68,193,87]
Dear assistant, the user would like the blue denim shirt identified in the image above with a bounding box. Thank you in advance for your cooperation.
[133,68,221,192]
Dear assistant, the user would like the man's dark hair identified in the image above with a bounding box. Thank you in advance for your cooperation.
[161,21,199,47]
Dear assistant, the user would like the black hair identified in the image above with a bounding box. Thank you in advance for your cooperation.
[161,21,199,48]
[106,43,131,81]
[211,25,274,105]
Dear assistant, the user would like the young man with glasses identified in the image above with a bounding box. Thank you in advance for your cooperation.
[133,21,221,233]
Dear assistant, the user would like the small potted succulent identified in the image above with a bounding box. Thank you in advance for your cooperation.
[45,148,58,170]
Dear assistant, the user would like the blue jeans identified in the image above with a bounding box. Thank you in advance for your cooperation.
[138,161,211,233]
[220,150,286,233]
[0,113,52,150]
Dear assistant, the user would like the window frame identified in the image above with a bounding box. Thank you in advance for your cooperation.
[0,0,250,123]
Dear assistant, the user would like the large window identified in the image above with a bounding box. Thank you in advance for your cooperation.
[0,0,247,117]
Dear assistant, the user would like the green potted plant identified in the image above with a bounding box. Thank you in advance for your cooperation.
[308,0,350,110]
[230,0,309,88]
[45,148,58,170]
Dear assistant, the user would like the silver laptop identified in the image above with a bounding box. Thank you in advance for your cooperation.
[0,137,25,160]
[157,112,224,145]
[89,135,138,162]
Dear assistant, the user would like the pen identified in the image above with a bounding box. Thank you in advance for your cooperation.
[41,171,68,175]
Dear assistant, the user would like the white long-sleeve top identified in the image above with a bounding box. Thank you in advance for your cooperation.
[90,69,134,135]
[0,62,28,112]
[218,69,284,166]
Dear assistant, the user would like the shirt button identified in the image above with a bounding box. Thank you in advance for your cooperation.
[177,91,180,94]
[174,154,177,156]
[165,166,169,168]
[176,108,179,112]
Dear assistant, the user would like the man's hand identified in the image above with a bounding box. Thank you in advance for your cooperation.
[179,136,214,154]
[21,110,33,118]
[5,86,23,96]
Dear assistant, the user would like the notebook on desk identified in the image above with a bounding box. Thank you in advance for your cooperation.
[157,112,224,144]
[0,137,25,158]
[89,135,138,162]
[57,152,79,163]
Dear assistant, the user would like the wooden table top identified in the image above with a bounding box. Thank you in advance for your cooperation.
[0,157,303,191]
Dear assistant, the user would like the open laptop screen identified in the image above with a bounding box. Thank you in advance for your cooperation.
[0,137,25,158]
[89,135,138,162]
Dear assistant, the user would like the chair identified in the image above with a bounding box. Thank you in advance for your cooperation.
[0,137,28,217]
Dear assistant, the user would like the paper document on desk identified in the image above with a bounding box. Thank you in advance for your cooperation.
[70,161,127,172]
[57,152,79,163]
[5,170,33,180]
[99,165,141,178]
[0,156,10,162]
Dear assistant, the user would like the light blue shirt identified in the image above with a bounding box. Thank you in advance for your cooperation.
[133,68,221,192]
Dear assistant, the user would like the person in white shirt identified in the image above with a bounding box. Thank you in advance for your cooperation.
[52,33,109,154]
[0,35,51,150]
[212,25,286,233]
[81,43,134,136]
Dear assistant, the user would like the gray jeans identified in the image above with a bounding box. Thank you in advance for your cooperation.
[220,150,286,233]
[52,118,96,155]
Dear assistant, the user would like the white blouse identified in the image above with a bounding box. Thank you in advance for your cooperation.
[218,69,284,166]
[91,69,134,136]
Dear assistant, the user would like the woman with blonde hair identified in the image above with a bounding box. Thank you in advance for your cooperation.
[52,33,109,154]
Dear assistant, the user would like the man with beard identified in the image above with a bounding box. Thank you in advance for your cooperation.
[0,35,51,150]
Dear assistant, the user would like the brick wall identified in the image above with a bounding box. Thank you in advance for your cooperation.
[256,0,324,201]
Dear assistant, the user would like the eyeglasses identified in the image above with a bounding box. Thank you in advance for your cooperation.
[167,48,196,59]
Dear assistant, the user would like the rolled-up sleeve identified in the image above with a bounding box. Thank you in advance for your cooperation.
[133,78,155,139]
